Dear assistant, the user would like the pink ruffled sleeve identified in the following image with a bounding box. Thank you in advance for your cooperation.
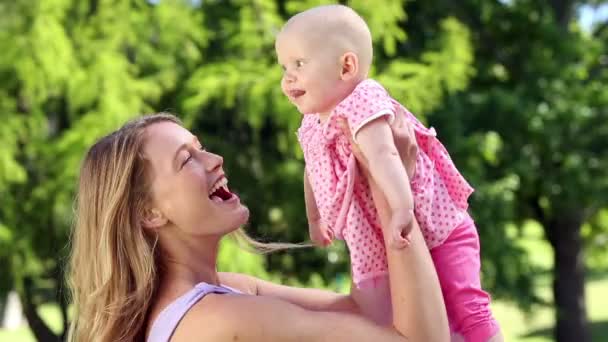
[333,79,396,141]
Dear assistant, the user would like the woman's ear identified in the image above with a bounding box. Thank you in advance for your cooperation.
[340,52,359,80]
[141,207,168,230]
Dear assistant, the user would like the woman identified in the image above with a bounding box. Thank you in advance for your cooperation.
[68,112,449,341]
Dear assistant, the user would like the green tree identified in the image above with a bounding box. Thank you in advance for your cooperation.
[402,1,607,340]
[0,1,207,340]
[0,1,474,340]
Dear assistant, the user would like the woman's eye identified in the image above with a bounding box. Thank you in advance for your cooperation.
[182,154,192,167]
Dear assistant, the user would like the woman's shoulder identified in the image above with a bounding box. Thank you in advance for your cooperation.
[170,273,259,339]
[171,285,407,342]
[171,288,302,341]
[146,275,255,342]
[170,290,252,341]
[218,272,258,294]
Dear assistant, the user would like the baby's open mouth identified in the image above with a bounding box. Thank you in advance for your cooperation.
[208,177,234,202]
[289,89,306,98]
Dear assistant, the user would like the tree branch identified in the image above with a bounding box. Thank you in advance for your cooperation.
[594,20,608,37]
[20,277,60,342]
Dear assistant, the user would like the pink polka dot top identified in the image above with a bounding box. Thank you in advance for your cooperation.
[296,79,474,285]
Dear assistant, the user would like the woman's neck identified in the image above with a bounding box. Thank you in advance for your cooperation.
[159,234,221,286]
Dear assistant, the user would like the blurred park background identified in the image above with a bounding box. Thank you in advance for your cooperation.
[0,0,606,341]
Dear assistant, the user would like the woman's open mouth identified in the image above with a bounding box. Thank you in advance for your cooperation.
[208,177,235,203]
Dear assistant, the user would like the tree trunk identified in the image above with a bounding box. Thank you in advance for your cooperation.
[53,265,69,341]
[547,211,590,342]
[549,0,574,29]
[20,278,60,342]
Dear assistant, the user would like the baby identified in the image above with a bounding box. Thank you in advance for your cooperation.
[275,5,502,342]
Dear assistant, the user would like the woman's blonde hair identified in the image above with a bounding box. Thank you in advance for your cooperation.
[68,113,304,342]
[68,113,177,342]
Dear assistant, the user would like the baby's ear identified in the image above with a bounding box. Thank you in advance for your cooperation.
[141,206,168,230]
[340,52,359,80]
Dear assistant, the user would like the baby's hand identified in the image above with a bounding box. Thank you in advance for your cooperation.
[309,219,334,247]
[388,209,415,249]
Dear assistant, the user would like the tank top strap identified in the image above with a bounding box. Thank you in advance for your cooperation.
[147,282,239,342]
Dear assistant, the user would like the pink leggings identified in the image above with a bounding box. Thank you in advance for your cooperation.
[431,215,500,342]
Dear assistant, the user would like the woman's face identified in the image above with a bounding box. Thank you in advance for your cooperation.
[142,121,249,237]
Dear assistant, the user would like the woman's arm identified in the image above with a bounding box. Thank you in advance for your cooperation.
[347,114,449,341]
[368,174,449,341]
[189,216,447,340]
[219,271,359,314]
[181,216,448,342]
[172,292,409,342]
[220,272,389,326]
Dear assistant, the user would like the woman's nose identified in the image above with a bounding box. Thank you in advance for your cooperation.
[202,150,223,172]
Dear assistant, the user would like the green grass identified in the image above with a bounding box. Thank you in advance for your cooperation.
[0,305,64,342]
[491,276,608,341]
[492,221,608,341]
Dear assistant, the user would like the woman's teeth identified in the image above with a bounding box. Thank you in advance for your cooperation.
[208,177,228,197]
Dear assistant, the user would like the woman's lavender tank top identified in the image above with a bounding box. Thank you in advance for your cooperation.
[147,282,240,342]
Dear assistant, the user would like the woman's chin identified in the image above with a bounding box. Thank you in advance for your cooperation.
[232,204,250,228]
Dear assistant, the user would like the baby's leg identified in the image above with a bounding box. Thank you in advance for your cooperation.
[431,215,502,342]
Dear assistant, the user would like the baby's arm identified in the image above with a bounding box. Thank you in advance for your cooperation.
[355,118,414,248]
[304,170,332,246]
[304,170,321,223]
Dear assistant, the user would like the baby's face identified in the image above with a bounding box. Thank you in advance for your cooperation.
[275,30,345,116]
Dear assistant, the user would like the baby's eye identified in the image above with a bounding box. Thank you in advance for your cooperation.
[280,64,286,71]
[295,60,304,68]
